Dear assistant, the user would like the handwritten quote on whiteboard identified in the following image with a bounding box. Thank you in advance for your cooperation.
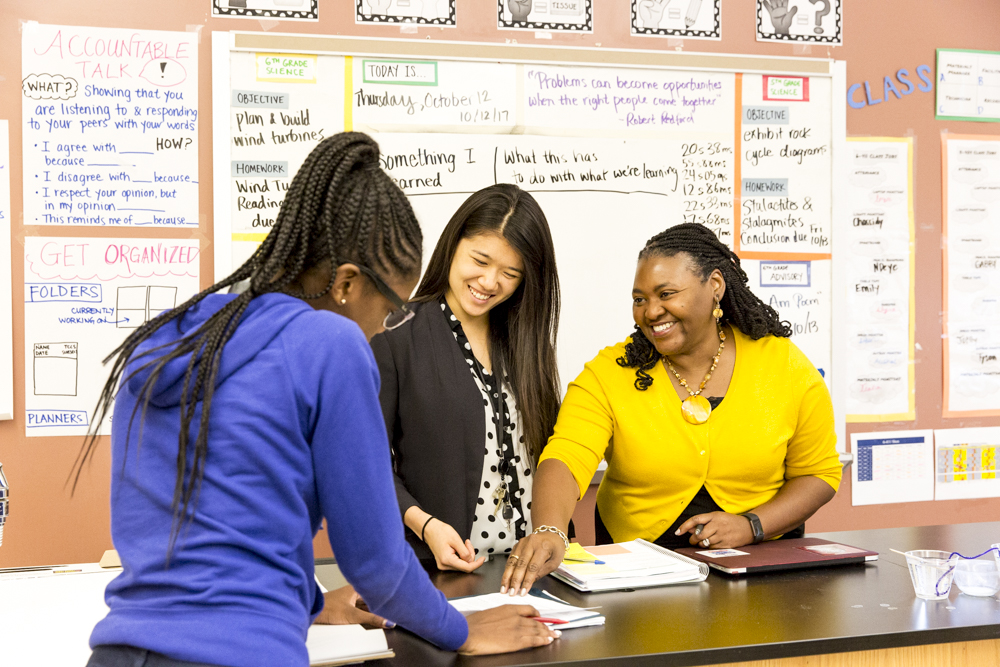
[23,237,200,436]
[21,23,198,227]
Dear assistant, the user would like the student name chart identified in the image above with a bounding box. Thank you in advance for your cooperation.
[220,50,834,388]
[23,237,199,436]
[942,135,1000,417]
[22,24,198,227]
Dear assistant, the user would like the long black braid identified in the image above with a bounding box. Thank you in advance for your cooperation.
[72,132,422,557]
[617,223,792,391]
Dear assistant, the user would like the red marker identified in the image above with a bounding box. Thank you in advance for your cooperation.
[531,617,569,625]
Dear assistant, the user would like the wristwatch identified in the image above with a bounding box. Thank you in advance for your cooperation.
[742,512,764,544]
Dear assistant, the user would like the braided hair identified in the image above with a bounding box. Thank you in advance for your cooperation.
[617,223,791,391]
[73,133,422,556]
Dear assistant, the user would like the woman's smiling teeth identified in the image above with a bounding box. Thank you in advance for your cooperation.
[652,322,674,334]
[469,285,493,302]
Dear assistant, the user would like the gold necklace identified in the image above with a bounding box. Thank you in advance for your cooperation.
[664,327,726,425]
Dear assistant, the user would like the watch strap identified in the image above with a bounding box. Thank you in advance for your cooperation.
[742,512,764,544]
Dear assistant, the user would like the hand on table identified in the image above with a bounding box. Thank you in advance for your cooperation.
[500,531,566,596]
[424,518,487,573]
[313,585,393,629]
[675,511,754,549]
[459,605,560,654]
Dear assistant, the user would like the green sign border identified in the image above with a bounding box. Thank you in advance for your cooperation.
[361,59,438,86]
[935,48,1000,123]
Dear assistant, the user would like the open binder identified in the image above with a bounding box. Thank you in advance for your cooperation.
[552,539,709,592]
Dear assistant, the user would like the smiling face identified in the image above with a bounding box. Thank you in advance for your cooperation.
[444,232,524,323]
[632,252,725,358]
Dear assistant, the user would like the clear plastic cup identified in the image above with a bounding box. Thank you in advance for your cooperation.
[905,550,957,600]
[954,558,1000,597]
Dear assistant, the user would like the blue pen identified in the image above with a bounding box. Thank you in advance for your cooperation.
[563,557,606,565]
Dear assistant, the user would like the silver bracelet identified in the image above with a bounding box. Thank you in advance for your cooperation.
[533,525,569,549]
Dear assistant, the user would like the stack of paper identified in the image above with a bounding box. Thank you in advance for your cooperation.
[306,625,393,666]
[553,539,708,592]
[450,589,605,629]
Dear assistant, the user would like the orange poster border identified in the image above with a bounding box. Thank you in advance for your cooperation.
[941,133,1000,419]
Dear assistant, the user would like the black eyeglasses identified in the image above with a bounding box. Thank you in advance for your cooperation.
[355,264,415,331]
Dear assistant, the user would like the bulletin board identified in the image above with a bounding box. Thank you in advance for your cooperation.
[212,31,849,449]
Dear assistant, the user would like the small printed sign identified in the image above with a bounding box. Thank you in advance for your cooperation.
[763,76,810,102]
[362,60,438,86]
[697,549,750,558]
[256,53,317,84]
[760,261,811,288]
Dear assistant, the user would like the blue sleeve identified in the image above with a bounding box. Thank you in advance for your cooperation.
[308,320,468,651]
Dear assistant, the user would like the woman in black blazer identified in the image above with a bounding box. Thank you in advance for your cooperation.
[371,184,561,570]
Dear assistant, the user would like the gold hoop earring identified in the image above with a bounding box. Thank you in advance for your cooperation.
[712,298,723,321]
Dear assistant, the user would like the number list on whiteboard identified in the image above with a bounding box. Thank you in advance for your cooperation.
[21,23,198,227]
[23,238,200,435]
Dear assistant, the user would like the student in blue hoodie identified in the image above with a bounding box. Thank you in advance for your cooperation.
[79,133,558,667]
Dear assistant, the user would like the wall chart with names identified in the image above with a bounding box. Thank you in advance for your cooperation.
[21,23,199,228]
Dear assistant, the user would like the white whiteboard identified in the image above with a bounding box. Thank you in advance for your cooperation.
[0,121,12,421]
[213,33,847,448]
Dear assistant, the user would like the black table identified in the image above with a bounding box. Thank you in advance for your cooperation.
[365,523,1000,666]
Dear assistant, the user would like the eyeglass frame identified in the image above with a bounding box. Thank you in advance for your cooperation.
[354,263,415,331]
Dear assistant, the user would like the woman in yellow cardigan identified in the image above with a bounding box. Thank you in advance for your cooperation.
[501,223,841,595]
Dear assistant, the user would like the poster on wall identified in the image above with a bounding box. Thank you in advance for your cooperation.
[631,0,721,40]
[936,49,1000,123]
[21,23,199,228]
[211,0,319,21]
[934,427,1000,501]
[22,237,200,436]
[0,121,11,421]
[499,0,593,33]
[356,0,456,26]
[941,134,1000,418]
[851,430,934,506]
[843,137,915,422]
[756,0,842,45]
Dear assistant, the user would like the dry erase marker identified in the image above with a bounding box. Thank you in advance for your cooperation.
[531,617,569,624]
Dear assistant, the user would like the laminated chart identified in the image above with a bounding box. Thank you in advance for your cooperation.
[941,135,1000,417]
[850,430,933,506]
[499,0,594,33]
[843,138,915,421]
[21,23,198,227]
[23,237,199,436]
[934,427,1000,500]
[217,47,835,398]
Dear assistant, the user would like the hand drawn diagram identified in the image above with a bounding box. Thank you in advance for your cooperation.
[631,0,721,40]
[756,0,842,45]
[22,237,199,436]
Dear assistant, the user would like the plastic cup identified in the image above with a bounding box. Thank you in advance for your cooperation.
[905,550,957,600]
[955,557,1000,597]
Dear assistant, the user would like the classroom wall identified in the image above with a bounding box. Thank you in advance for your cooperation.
[1,0,999,568]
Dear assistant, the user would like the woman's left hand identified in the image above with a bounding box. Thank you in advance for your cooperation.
[674,512,754,549]
[313,585,394,629]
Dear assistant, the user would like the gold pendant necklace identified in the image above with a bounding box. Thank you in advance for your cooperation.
[665,327,726,425]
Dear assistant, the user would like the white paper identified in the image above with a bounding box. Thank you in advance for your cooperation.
[631,0,722,40]
[934,427,1000,500]
[843,140,913,418]
[740,74,833,255]
[943,138,1000,414]
[229,51,344,269]
[0,121,12,421]
[936,49,1000,121]
[756,0,842,45]
[850,430,933,506]
[356,0,455,25]
[21,23,198,228]
[449,591,604,629]
[23,237,200,436]
[500,0,592,33]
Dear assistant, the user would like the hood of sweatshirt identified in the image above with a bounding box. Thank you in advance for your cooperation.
[122,292,312,408]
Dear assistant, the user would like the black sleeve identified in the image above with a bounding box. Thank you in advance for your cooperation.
[370,332,422,521]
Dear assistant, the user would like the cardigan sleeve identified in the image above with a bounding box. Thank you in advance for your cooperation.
[370,331,423,518]
[539,351,616,499]
[783,343,842,492]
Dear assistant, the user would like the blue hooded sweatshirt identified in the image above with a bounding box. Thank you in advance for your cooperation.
[90,292,468,666]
